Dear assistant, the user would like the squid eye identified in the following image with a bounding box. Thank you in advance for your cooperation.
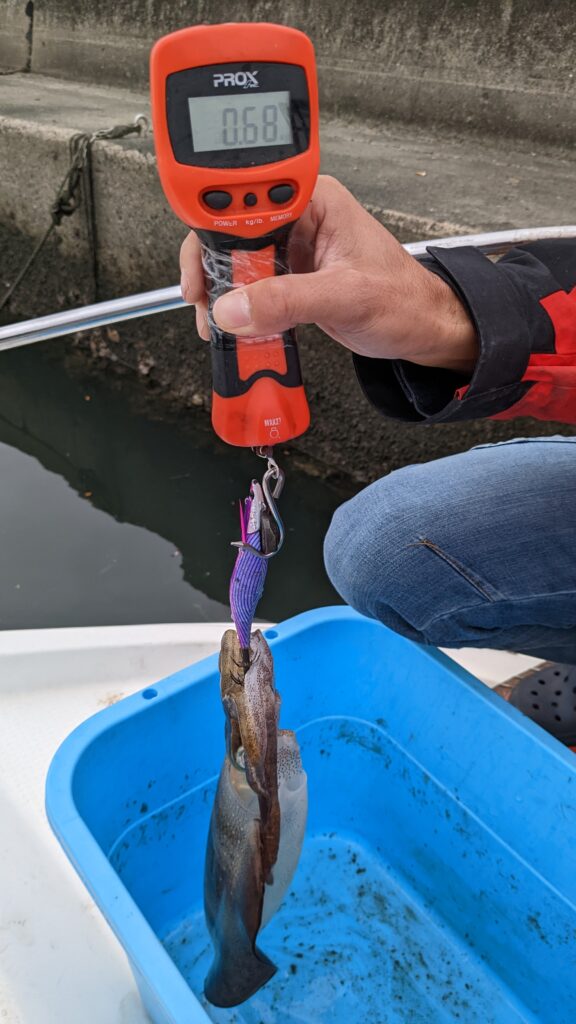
[232,745,247,771]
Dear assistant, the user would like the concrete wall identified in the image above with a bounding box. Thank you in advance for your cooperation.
[0,0,32,71]
[2,0,576,144]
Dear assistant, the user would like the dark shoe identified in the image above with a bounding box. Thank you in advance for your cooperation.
[495,662,576,746]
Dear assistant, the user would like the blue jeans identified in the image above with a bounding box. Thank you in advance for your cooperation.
[324,437,576,664]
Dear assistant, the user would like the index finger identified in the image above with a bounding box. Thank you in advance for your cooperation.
[180,231,206,304]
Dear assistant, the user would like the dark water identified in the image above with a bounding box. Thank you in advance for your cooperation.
[0,344,354,628]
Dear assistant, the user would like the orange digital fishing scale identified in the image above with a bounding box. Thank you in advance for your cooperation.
[151,23,320,448]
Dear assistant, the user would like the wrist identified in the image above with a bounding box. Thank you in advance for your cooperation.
[410,270,479,374]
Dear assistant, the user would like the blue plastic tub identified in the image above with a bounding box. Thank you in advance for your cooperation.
[46,607,576,1024]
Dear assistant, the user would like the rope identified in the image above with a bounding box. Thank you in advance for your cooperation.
[0,115,149,312]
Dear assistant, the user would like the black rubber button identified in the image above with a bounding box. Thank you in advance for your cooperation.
[203,190,232,210]
[268,184,295,204]
[244,192,258,207]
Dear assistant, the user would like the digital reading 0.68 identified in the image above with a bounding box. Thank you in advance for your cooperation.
[188,92,293,152]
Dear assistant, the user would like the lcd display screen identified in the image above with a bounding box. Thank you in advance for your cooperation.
[188,91,292,152]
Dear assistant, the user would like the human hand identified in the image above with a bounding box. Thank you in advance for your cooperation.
[180,175,477,372]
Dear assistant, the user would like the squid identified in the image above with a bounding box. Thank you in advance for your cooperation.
[204,629,307,1007]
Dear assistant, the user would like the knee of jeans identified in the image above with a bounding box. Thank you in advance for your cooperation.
[323,483,415,627]
[324,471,483,645]
[325,472,502,648]
[324,500,367,612]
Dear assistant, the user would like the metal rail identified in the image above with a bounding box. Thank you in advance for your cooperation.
[1,226,574,352]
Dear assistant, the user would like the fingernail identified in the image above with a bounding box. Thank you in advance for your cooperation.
[181,272,193,303]
[214,290,252,330]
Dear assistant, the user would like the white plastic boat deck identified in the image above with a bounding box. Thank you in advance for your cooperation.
[0,625,543,1023]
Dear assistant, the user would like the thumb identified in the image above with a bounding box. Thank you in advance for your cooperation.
[212,268,351,337]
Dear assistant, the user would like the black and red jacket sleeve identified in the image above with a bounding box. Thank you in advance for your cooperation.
[354,239,576,423]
